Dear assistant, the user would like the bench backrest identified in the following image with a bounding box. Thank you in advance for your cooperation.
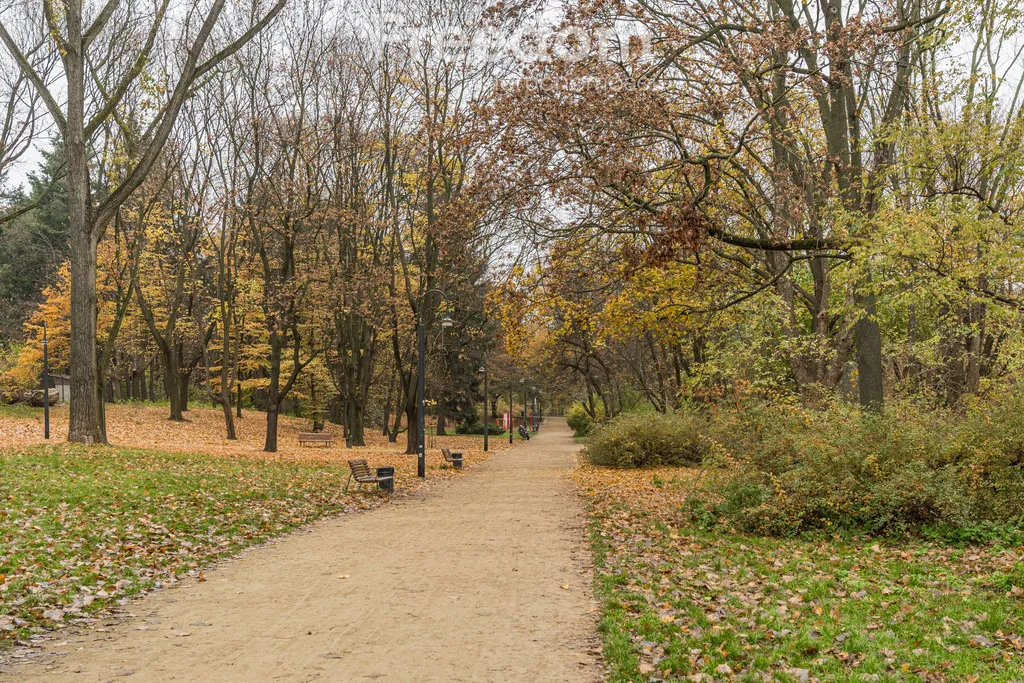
[348,458,374,481]
[299,432,332,441]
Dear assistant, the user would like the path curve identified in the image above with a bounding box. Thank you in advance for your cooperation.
[7,419,602,682]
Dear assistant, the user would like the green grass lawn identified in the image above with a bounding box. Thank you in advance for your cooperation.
[0,444,369,645]
[0,404,45,419]
[582,471,1024,681]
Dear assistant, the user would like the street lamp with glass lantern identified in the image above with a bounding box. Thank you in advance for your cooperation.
[416,289,453,478]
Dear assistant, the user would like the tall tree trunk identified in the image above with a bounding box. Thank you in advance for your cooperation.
[264,339,283,452]
[132,357,144,399]
[404,374,419,455]
[265,405,279,452]
[347,401,365,446]
[67,180,103,441]
[964,302,985,397]
[220,396,237,440]
[381,371,394,436]
[65,2,105,444]
[389,387,404,443]
[218,353,237,439]
[179,373,190,413]
[855,289,884,409]
[164,365,184,421]
[436,402,447,436]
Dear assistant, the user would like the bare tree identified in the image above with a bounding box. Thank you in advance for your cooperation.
[0,0,284,443]
[0,8,53,221]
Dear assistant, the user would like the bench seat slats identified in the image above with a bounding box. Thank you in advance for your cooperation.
[344,459,392,494]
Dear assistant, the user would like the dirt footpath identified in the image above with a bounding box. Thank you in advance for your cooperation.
[8,419,603,682]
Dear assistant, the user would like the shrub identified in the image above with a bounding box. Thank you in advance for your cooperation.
[712,396,1024,538]
[566,402,595,437]
[454,422,506,436]
[585,413,709,468]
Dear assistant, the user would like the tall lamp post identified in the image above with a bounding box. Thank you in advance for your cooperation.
[531,386,537,431]
[520,379,527,432]
[417,289,453,478]
[42,322,50,440]
[508,381,513,444]
[479,363,489,452]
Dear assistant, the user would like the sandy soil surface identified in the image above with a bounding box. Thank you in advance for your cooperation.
[4,419,603,682]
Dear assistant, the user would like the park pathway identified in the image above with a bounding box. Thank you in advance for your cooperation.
[10,419,603,682]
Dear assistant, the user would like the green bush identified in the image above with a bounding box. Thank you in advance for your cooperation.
[566,402,595,437]
[711,396,1024,537]
[454,422,506,436]
[585,413,709,468]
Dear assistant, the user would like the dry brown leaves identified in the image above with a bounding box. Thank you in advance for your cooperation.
[0,404,511,490]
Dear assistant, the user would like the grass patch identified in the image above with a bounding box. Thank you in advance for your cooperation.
[0,443,373,641]
[0,404,44,419]
[577,463,1024,680]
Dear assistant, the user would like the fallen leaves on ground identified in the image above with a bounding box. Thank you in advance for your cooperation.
[573,458,1024,681]
[0,403,507,492]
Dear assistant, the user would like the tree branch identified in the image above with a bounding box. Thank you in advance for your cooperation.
[706,227,847,252]
[0,21,66,132]
[83,0,122,48]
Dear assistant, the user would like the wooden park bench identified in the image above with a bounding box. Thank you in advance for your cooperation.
[344,459,394,494]
[441,447,463,469]
[298,432,333,447]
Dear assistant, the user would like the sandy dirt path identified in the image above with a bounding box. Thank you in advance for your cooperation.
[6,419,602,682]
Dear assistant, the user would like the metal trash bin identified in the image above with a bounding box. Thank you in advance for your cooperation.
[451,453,463,469]
[375,466,395,493]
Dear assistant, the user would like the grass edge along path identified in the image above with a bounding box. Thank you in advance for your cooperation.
[0,442,415,652]
[576,460,1024,682]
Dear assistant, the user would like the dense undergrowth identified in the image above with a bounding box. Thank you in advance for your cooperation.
[582,394,1024,540]
[586,413,711,468]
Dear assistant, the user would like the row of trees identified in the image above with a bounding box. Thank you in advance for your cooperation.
[490,0,1024,414]
[0,0,534,452]
[10,0,1020,433]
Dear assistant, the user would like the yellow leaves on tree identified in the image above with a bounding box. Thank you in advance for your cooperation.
[5,231,138,391]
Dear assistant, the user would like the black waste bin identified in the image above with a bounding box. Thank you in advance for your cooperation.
[452,453,463,469]
[375,466,395,493]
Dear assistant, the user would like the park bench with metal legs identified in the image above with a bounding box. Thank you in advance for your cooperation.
[440,447,463,469]
[299,432,333,447]
[345,459,394,493]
